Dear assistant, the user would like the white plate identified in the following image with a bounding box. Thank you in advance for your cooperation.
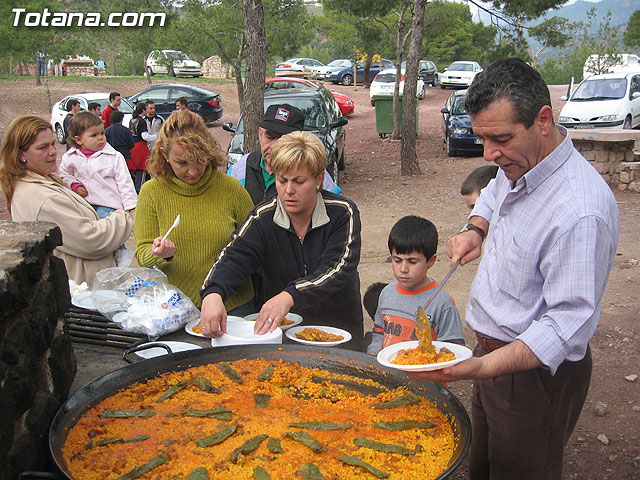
[71,291,96,310]
[243,313,303,331]
[211,321,282,347]
[135,341,202,359]
[285,326,352,346]
[376,341,473,372]
[184,316,244,337]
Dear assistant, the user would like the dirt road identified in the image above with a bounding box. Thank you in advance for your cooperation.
[0,76,638,478]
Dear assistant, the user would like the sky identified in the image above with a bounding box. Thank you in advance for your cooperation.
[460,0,604,23]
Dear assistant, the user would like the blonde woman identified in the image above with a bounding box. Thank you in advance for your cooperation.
[0,115,132,287]
[200,131,364,350]
[134,110,254,311]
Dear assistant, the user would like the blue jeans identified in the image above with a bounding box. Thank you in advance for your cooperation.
[92,205,125,251]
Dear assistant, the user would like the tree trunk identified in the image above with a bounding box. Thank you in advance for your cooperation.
[400,0,425,176]
[112,53,117,76]
[44,59,52,113]
[242,0,267,155]
[131,53,136,76]
[392,5,409,140]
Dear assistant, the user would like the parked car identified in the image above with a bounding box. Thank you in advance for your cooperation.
[558,72,640,129]
[50,93,134,144]
[440,61,482,89]
[146,50,202,77]
[275,58,324,77]
[310,59,353,77]
[222,88,348,183]
[369,69,425,106]
[440,89,484,157]
[127,83,222,123]
[401,60,439,86]
[265,77,355,116]
[319,59,395,86]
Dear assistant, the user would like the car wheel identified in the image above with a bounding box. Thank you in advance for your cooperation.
[446,135,456,157]
[623,116,632,129]
[146,66,154,77]
[55,124,66,144]
[339,146,346,170]
[341,74,353,86]
[419,85,426,99]
[440,84,446,89]
[329,157,340,185]
[371,98,375,107]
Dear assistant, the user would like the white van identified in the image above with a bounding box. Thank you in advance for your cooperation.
[559,72,640,129]
[583,54,640,80]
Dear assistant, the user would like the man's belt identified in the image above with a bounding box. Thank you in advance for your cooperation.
[475,333,509,352]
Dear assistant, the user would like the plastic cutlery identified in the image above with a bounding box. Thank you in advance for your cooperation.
[154,214,180,252]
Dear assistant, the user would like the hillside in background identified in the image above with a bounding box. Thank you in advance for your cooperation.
[538,0,636,30]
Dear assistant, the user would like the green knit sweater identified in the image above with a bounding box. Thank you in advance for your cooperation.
[134,165,254,309]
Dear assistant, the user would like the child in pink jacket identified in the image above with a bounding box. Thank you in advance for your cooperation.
[60,111,137,266]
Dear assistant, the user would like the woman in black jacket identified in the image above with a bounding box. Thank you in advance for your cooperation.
[200,131,364,350]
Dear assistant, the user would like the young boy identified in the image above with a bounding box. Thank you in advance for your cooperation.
[460,165,498,210]
[367,215,464,355]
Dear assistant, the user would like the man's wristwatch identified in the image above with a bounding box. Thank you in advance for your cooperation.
[462,222,486,241]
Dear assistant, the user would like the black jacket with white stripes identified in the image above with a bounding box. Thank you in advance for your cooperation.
[200,190,364,349]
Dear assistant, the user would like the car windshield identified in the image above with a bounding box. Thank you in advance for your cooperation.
[236,97,327,134]
[328,59,351,67]
[452,97,467,115]
[571,78,627,101]
[164,51,192,61]
[449,62,473,71]
[375,73,396,83]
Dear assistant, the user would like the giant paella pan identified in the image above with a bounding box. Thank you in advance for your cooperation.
[50,345,470,479]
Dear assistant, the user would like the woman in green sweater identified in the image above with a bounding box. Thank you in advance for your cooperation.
[134,110,254,312]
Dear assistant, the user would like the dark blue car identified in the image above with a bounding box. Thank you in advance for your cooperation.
[316,59,394,86]
[441,89,484,157]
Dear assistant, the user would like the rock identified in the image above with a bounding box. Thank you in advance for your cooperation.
[597,434,609,445]
[625,374,638,382]
[594,402,608,417]
[632,405,640,412]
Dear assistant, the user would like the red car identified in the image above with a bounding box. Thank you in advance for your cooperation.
[265,77,355,116]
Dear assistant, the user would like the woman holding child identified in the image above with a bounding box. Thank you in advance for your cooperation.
[134,110,254,311]
[199,131,364,350]
[0,116,132,287]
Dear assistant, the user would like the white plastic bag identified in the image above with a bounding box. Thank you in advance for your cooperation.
[91,267,199,340]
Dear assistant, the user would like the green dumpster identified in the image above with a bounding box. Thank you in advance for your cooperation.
[372,94,419,137]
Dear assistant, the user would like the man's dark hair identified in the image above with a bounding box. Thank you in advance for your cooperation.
[145,100,155,107]
[388,215,438,260]
[363,282,387,320]
[176,96,188,105]
[110,110,125,124]
[109,92,120,102]
[465,57,551,128]
[66,99,80,112]
[461,165,499,196]
[88,102,100,112]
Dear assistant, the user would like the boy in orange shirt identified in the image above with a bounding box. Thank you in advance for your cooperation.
[366,215,464,354]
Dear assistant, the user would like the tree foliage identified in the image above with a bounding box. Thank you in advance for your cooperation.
[623,9,640,50]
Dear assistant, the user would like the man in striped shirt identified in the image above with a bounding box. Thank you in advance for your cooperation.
[412,58,619,480]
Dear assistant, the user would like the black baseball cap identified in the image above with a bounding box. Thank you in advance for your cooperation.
[259,104,305,135]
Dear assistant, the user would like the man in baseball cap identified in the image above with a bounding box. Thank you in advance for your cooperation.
[228,103,340,206]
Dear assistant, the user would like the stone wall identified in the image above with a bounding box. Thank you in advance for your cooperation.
[573,138,640,192]
[0,221,76,480]
[202,55,232,79]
